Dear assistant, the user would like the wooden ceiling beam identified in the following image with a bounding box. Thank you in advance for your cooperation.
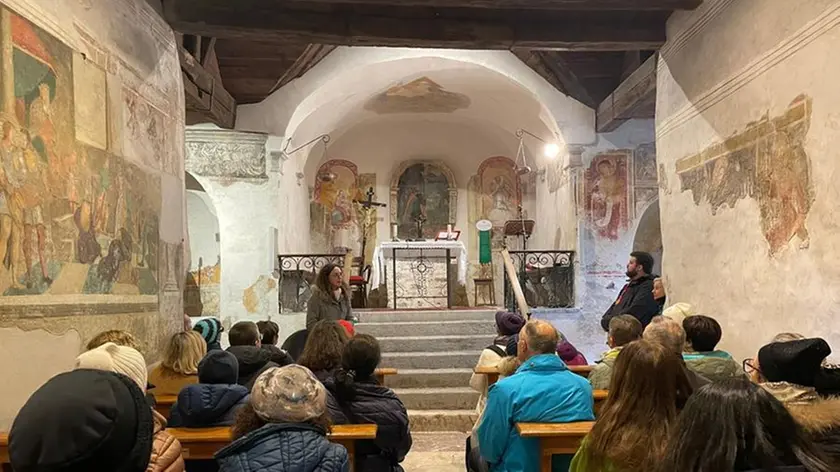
[275,0,702,10]
[596,53,657,132]
[180,45,236,128]
[162,1,667,51]
[514,49,597,108]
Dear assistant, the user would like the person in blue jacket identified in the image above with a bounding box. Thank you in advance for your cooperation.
[476,319,595,472]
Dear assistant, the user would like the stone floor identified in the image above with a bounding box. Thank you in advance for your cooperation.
[401,432,467,471]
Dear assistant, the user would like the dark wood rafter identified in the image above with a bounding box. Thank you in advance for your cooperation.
[180,44,236,128]
[512,49,596,108]
[162,1,669,51]
[272,0,702,10]
[268,44,336,95]
[596,52,657,132]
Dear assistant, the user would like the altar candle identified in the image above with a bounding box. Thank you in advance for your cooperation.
[391,223,398,240]
[447,224,453,234]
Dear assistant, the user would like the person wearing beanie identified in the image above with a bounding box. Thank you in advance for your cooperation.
[216,365,349,472]
[338,319,356,337]
[556,340,588,366]
[194,317,224,351]
[661,302,695,325]
[9,369,154,472]
[169,351,250,428]
[470,312,526,416]
[75,343,186,472]
[600,251,660,331]
[746,337,840,461]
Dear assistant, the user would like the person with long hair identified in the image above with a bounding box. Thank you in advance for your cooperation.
[325,334,412,472]
[298,320,350,382]
[148,330,207,396]
[570,340,694,472]
[659,379,835,472]
[306,263,358,331]
[216,365,348,472]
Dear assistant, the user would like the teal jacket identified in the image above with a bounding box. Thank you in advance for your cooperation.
[477,354,595,472]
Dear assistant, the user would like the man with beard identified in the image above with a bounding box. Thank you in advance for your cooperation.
[600,251,660,331]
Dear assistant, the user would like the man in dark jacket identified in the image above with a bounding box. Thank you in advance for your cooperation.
[600,251,660,331]
[226,321,293,389]
[169,350,249,428]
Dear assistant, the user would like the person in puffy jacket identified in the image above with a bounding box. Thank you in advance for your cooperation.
[325,334,412,472]
[681,315,746,382]
[169,350,249,427]
[216,365,349,472]
[227,321,293,389]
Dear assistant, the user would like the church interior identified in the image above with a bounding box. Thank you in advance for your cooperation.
[1,0,838,470]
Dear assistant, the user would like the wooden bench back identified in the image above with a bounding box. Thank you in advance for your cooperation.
[517,421,595,472]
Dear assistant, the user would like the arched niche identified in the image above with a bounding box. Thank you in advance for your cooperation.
[632,200,663,275]
[184,172,221,317]
[390,160,457,239]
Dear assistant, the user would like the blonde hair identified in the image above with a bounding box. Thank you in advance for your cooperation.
[162,331,206,375]
[87,330,142,353]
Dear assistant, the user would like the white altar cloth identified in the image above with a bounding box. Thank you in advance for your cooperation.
[370,240,468,289]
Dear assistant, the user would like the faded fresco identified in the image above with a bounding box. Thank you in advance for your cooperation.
[584,151,630,240]
[395,162,452,239]
[310,159,361,253]
[677,95,814,257]
[0,8,161,296]
[474,156,520,247]
[365,77,471,114]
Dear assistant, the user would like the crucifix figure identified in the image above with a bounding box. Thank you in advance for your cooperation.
[353,187,386,276]
[413,213,427,241]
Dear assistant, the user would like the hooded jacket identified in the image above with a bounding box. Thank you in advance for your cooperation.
[324,378,412,472]
[600,274,659,331]
[149,410,186,472]
[215,423,349,472]
[226,345,289,389]
[168,383,249,428]
[683,351,747,382]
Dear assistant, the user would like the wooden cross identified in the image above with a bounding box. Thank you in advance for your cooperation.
[353,187,386,276]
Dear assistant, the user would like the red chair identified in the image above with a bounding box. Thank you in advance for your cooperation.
[349,265,371,308]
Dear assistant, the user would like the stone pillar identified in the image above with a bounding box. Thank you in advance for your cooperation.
[0,8,16,120]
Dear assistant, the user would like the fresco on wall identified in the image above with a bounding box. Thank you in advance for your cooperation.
[310,160,361,252]
[0,8,161,296]
[365,77,471,114]
[476,157,519,246]
[584,151,630,240]
[676,95,814,257]
[395,163,452,240]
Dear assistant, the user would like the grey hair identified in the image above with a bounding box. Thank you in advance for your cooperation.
[523,320,559,355]
[643,316,686,356]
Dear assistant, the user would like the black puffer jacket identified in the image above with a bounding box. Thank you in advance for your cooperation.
[262,344,295,367]
[168,383,249,428]
[324,378,412,472]
[226,345,287,389]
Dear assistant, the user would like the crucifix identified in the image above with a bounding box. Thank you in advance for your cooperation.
[413,213,427,241]
[353,187,386,276]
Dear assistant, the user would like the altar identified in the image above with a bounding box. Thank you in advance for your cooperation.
[371,240,468,309]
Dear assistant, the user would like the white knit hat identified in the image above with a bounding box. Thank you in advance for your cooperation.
[75,342,148,393]
[662,302,696,325]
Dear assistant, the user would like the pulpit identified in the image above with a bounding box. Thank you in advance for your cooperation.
[370,241,467,309]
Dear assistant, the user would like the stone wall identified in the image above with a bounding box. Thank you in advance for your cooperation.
[0,0,184,429]
[657,0,840,359]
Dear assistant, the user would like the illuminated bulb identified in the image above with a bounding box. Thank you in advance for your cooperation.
[543,143,561,159]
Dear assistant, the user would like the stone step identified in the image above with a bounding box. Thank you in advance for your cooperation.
[382,351,481,370]
[357,320,496,337]
[378,335,492,352]
[385,368,473,389]
[395,387,479,410]
[408,409,478,433]
[357,309,499,323]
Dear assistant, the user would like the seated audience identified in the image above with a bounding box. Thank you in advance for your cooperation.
[745,337,840,460]
[682,315,745,382]
[9,369,155,472]
[87,328,143,352]
[475,320,595,472]
[644,316,710,390]
[216,365,349,472]
[470,311,526,417]
[652,277,666,314]
[661,302,695,325]
[589,314,643,390]
[148,330,206,396]
[660,379,835,472]
[325,334,412,471]
[227,321,293,389]
[306,263,358,331]
[169,350,250,428]
[75,342,185,472]
[256,319,294,365]
[298,320,350,382]
[194,317,224,351]
[570,340,693,472]
[557,339,588,366]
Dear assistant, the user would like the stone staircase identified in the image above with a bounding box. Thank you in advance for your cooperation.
[356,308,499,432]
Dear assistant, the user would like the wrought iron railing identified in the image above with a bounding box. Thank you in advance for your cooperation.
[277,254,346,313]
[504,250,575,310]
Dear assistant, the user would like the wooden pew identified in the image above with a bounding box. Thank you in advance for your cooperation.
[375,367,398,385]
[473,364,596,388]
[0,433,7,471]
[517,421,595,472]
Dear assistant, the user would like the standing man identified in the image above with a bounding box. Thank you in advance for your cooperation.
[600,251,660,331]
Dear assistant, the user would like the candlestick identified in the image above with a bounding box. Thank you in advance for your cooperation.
[391,223,398,240]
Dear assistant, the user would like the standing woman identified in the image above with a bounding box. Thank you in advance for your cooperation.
[307,263,358,331]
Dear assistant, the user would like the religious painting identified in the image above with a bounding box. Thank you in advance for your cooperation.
[393,162,455,240]
[477,157,520,245]
[123,85,167,170]
[676,95,814,257]
[0,8,162,296]
[365,77,471,114]
[634,142,658,186]
[310,159,361,252]
[584,151,630,241]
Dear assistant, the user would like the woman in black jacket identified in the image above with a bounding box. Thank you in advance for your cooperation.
[325,334,412,472]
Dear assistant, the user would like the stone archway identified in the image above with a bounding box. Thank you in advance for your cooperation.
[632,200,663,275]
[184,172,221,317]
[390,160,458,240]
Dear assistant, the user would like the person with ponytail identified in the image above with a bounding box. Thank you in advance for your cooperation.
[324,334,412,472]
